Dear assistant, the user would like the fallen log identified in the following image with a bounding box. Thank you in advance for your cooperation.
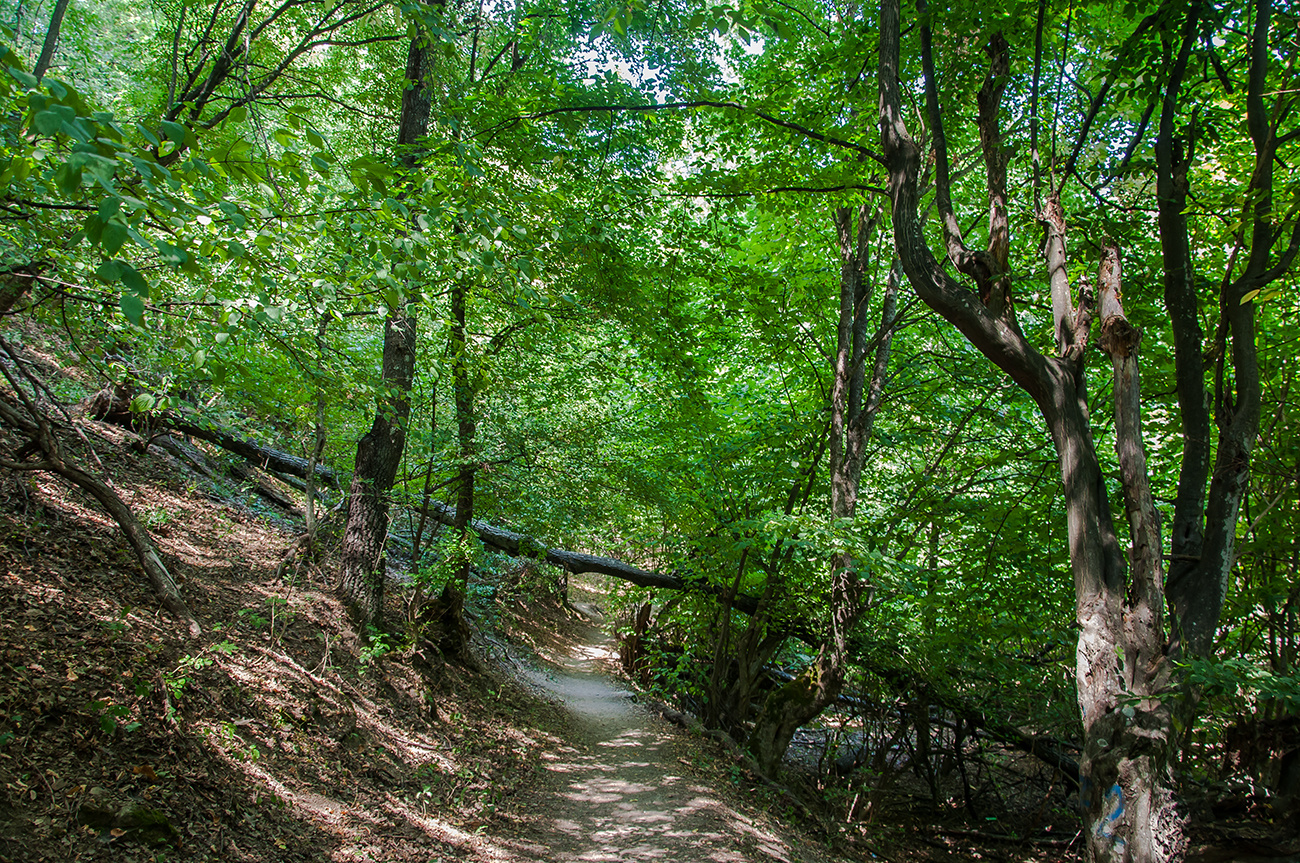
[420,501,1081,787]
[419,501,765,616]
[163,416,336,484]
[229,463,304,516]
[148,433,217,479]
[0,363,200,637]
[85,390,336,485]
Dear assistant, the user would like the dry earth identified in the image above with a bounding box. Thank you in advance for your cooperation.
[2,327,1290,863]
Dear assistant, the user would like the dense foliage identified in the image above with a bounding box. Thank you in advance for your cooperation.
[1,0,1296,856]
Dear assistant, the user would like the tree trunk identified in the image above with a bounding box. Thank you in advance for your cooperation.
[1080,245,1184,862]
[427,275,475,661]
[748,647,845,776]
[336,9,433,627]
[304,313,330,550]
[877,2,1277,857]
[32,0,70,82]
[746,209,898,776]
[337,313,417,625]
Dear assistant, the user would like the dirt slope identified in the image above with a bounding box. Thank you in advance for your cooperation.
[0,369,850,863]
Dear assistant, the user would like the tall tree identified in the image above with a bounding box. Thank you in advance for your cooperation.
[747,206,899,775]
[877,0,1295,857]
[336,8,431,625]
[31,0,70,82]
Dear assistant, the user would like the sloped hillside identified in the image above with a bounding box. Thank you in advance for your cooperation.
[0,362,577,862]
[0,332,862,863]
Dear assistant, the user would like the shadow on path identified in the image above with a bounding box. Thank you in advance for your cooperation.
[500,616,820,863]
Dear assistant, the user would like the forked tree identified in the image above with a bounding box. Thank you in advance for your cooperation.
[877,0,1295,858]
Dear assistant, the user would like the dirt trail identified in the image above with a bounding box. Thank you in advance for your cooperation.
[494,606,832,863]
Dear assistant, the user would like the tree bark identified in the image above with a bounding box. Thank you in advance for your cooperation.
[1086,244,1184,862]
[337,313,417,625]
[32,0,71,82]
[878,2,1279,858]
[336,4,433,627]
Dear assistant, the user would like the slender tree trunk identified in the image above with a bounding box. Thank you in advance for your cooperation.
[304,312,329,550]
[748,211,898,777]
[338,314,417,625]
[32,0,70,82]
[424,276,475,660]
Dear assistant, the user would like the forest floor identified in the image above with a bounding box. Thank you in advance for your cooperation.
[0,326,1291,863]
[491,587,843,863]
[0,376,1076,863]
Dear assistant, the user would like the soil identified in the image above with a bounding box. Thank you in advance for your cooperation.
[0,326,842,863]
[491,596,835,863]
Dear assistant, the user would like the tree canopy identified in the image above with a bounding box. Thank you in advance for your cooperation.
[1,0,1297,858]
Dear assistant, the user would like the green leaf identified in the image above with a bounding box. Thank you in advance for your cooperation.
[98,197,121,221]
[159,120,188,144]
[6,67,38,89]
[120,293,145,326]
[136,123,160,147]
[120,264,149,297]
[155,241,188,266]
[33,109,67,135]
[69,151,117,183]
[101,223,129,256]
[53,163,81,195]
[96,260,123,282]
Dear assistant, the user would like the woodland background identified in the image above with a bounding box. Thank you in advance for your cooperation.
[0,0,1297,860]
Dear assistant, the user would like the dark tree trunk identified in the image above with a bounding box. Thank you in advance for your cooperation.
[337,313,417,625]
[336,7,433,627]
[32,0,71,82]
[426,275,476,662]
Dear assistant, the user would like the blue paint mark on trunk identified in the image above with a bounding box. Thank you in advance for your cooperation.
[1095,783,1124,838]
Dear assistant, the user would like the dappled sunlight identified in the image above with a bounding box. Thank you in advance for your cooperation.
[568,643,618,662]
[506,631,812,863]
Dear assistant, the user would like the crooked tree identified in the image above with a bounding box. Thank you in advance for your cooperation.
[876,0,1295,857]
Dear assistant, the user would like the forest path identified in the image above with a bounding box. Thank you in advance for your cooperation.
[489,605,829,863]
